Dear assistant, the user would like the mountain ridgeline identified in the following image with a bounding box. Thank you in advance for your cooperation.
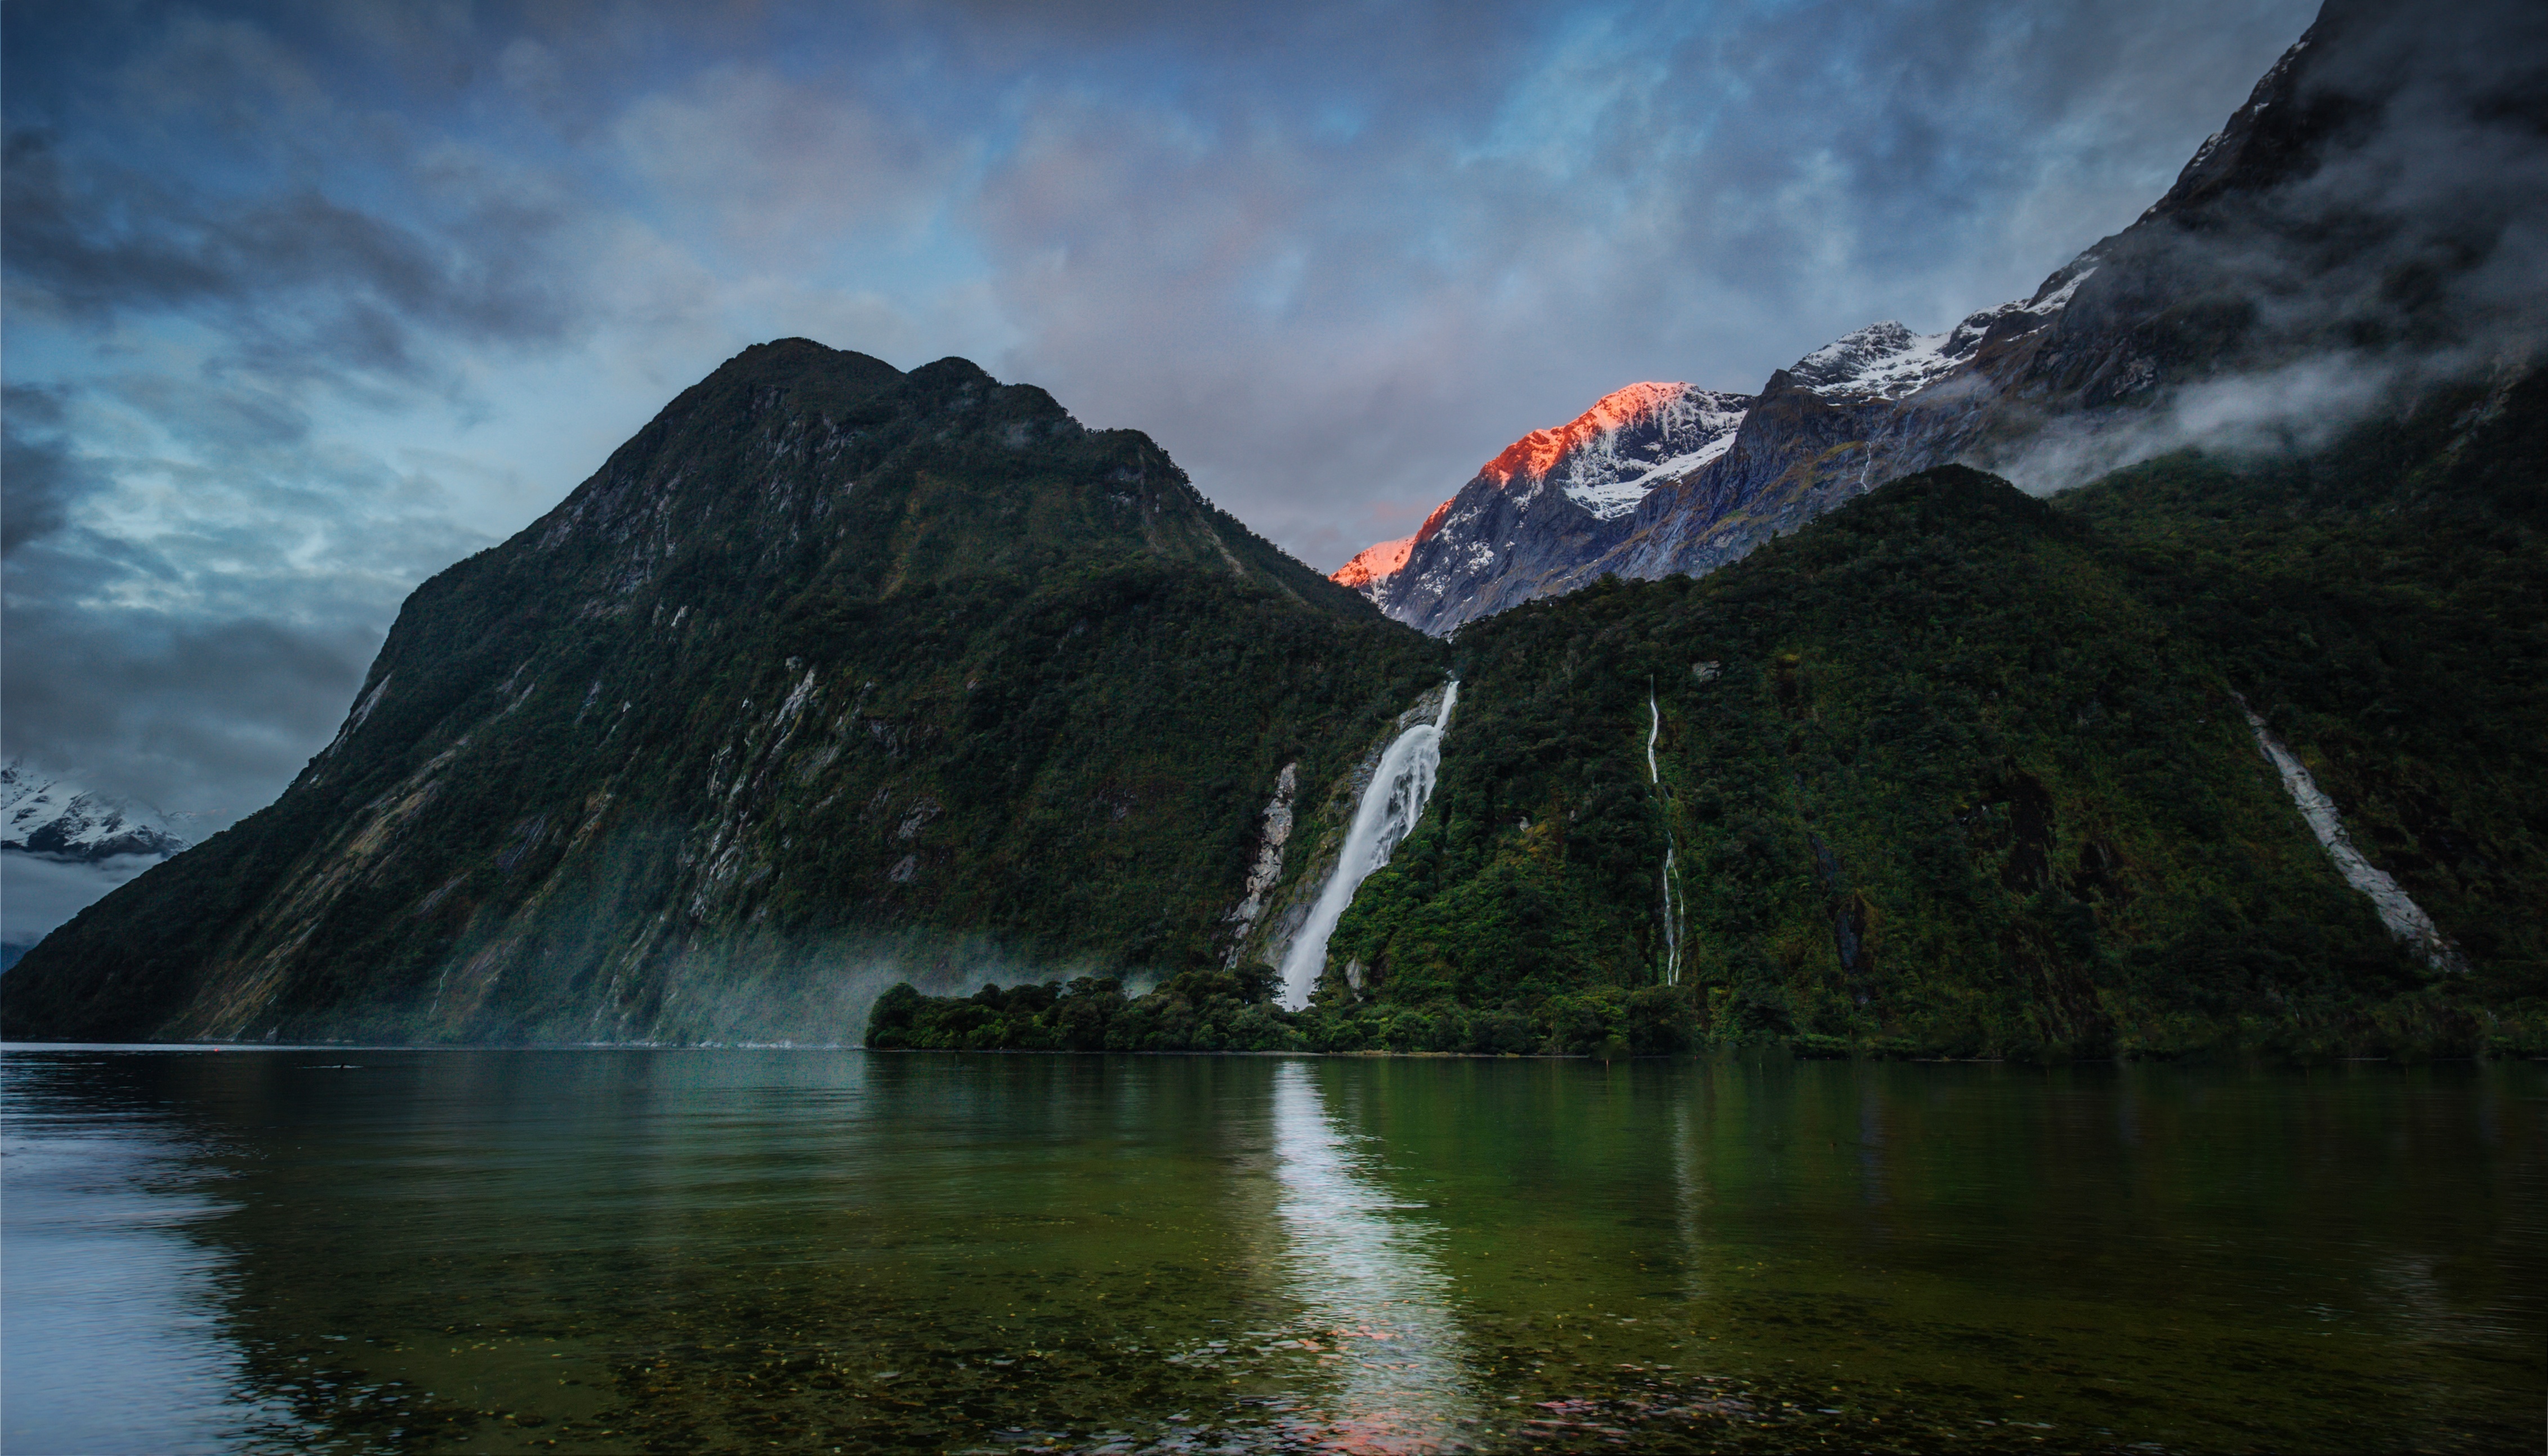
[10,349,2544,1056]
[866,381,2547,1061]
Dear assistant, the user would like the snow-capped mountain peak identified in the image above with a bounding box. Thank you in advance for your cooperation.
[1476,381,1752,520]
[1333,533,1418,591]
[1482,381,1684,484]
[1,761,190,863]
[1330,379,1754,629]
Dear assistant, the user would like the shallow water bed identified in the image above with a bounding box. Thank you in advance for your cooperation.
[5,1048,2541,1453]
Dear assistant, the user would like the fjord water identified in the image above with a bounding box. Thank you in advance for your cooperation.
[5,1050,2541,1454]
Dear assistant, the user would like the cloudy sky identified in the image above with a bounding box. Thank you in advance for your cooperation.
[3,0,2317,895]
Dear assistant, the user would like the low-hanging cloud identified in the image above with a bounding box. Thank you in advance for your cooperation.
[1,850,164,952]
[1994,351,2432,494]
[1976,0,2548,493]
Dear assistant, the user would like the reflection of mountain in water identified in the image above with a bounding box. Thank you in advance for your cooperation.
[1269,1061,1482,1453]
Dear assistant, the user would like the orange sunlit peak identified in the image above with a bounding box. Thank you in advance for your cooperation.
[1332,533,1416,588]
[1331,497,1456,588]
[1479,381,1688,484]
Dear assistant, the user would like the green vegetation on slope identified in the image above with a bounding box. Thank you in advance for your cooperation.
[874,375,2546,1059]
[2062,369,2548,1005]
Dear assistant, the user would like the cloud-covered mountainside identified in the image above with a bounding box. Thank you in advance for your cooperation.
[6,0,2543,1059]
[1338,0,2548,634]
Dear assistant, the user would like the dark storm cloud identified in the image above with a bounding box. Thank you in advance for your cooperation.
[3,129,580,382]
[0,601,375,812]
[1,387,91,555]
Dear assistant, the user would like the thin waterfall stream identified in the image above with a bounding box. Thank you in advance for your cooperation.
[1276,681,1459,1011]
[1649,686,1682,986]
[2241,703,2467,972]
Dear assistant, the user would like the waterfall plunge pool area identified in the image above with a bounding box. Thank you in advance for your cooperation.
[4,1047,2541,1454]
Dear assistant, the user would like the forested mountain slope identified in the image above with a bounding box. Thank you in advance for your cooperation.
[877,369,2545,1060]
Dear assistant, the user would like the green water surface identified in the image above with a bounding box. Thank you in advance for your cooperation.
[4,1049,2541,1453]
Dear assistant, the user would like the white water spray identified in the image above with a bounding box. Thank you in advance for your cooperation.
[1277,682,1459,1010]
[1649,687,1682,986]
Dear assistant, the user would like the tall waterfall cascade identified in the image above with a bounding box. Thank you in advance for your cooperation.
[1276,681,1460,1011]
[2242,706,2467,974]
[1648,687,1683,986]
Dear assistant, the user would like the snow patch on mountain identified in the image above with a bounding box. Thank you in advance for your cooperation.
[1550,386,1751,519]
[2,761,190,863]
[1790,270,2093,403]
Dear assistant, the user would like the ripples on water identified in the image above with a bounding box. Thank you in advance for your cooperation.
[2,1047,2541,1454]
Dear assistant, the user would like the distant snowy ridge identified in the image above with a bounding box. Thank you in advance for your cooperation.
[1790,271,2094,403]
[1,761,190,863]
[1546,386,1751,519]
[1475,381,1751,520]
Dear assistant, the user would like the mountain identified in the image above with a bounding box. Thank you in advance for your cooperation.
[1,761,189,862]
[1339,382,1750,634]
[1311,356,2547,1058]
[880,371,2546,1058]
[1338,0,2548,632]
[865,0,2547,1060]
[12,0,2541,1060]
[1,342,1444,1043]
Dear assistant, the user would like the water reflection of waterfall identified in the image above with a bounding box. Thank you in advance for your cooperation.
[1647,687,1682,986]
[1269,1062,1479,1453]
[1672,1096,1707,1305]
[1277,682,1460,1011]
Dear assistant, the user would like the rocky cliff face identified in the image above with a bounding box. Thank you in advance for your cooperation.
[1,342,1443,1043]
[1339,0,2548,625]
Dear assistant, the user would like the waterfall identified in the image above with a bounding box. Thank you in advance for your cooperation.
[1276,681,1459,1011]
[2242,704,2467,973]
[1649,686,1682,986]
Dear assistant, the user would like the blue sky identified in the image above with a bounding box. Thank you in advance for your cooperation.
[2,0,2316,905]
